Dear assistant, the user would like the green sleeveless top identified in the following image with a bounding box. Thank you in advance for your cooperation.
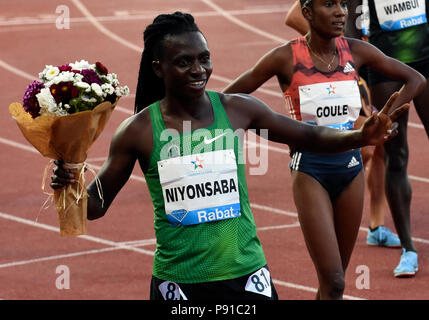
[144,91,266,283]
[368,0,429,64]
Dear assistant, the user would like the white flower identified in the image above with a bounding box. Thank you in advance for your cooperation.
[44,80,54,88]
[101,83,114,96]
[81,94,97,103]
[36,88,67,116]
[70,60,94,71]
[36,88,55,112]
[100,74,113,83]
[73,73,84,82]
[91,83,103,97]
[39,65,60,81]
[51,71,75,84]
[123,86,130,96]
[115,86,130,97]
[110,74,120,86]
[46,67,60,80]
[76,81,91,91]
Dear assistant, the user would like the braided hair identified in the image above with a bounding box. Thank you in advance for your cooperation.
[300,0,312,8]
[134,12,201,114]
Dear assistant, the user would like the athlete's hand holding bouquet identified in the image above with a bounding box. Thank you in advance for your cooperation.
[9,60,129,236]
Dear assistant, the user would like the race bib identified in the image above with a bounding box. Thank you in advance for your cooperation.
[158,149,241,226]
[298,80,361,130]
[375,0,427,31]
[158,281,188,300]
[245,267,272,298]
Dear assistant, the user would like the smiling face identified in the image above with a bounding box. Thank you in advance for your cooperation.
[303,0,348,37]
[153,31,212,101]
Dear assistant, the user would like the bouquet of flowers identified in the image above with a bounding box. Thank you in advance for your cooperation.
[9,60,129,236]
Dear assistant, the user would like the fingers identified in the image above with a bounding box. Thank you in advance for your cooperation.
[50,160,76,189]
[382,122,399,141]
[365,111,378,126]
[390,121,399,132]
[389,103,410,122]
[379,91,399,115]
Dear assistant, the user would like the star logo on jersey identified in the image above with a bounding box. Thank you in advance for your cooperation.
[326,84,336,95]
[191,156,204,169]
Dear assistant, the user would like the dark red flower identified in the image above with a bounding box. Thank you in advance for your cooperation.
[50,81,79,104]
[57,64,72,72]
[96,61,108,75]
[22,80,44,118]
[81,69,102,85]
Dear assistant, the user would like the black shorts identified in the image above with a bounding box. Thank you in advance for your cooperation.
[290,149,363,201]
[150,265,278,300]
[367,58,429,87]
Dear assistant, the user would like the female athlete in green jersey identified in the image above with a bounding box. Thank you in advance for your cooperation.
[51,12,407,300]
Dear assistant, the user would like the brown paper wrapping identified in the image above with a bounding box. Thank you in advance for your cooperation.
[9,100,118,236]
[54,164,87,236]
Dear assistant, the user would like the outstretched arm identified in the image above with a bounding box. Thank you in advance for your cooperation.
[224,92,408,153]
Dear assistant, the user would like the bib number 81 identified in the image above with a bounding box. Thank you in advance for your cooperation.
[245,267,272,297]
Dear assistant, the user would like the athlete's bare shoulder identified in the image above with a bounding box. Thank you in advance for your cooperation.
[266,41,294,66]
[344,36,372,50]
[217,92,272,131]
[344,37,380,68]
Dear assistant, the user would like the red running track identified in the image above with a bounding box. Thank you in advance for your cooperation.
[0,0,428,300]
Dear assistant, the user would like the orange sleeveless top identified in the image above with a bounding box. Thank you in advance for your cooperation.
[284,36,362,131]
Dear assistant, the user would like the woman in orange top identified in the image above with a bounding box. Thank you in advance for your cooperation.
[285,0,399,248]
[223,0,425,299]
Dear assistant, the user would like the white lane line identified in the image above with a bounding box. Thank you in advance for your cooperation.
[0,247,122,269]
[0,59,36,81]
[201,0,286,44]
[272,279,365,300]
[0,136,39,154]
[0,7,290,27]
[0,209,363,300]
[251,203,298,218]
[0,238,156,269]
[119,238,156,246]
[408,122,424,129]
[257,222,300,231]
[70,0,143,53]
[115,105,133,115]
[255,221,429,247]
[408,174,429,184]
[0,211,154,256]
[69,0,233,87]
